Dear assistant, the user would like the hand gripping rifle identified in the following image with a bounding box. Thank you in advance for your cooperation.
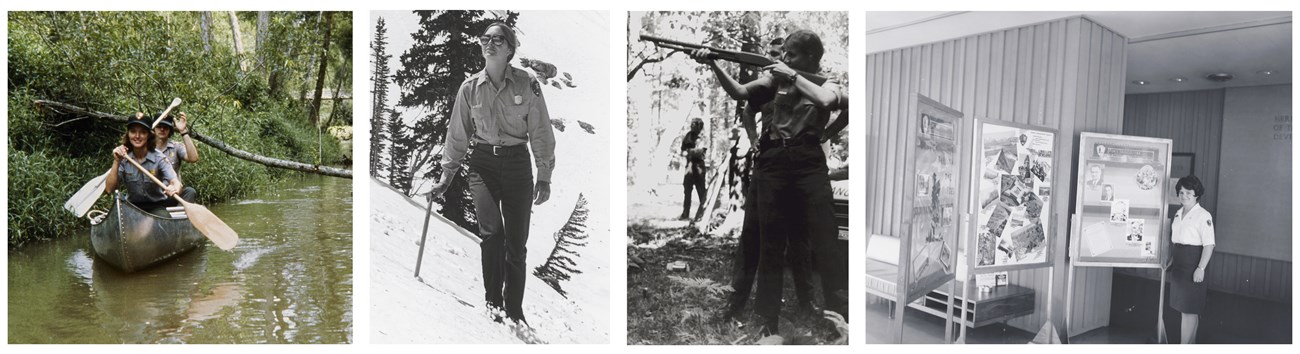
[639,34,828,86]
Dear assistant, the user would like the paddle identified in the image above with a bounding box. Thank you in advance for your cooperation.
[150,97,183,130]
[121,154,238,251]
[63,168,112,217]
[64,98,184,218]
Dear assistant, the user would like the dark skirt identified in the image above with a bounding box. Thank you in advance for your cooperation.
[1169,243,1208,314]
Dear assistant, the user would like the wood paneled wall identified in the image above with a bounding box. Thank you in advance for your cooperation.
[865,16,1128,336]
[1122,89,1225,213]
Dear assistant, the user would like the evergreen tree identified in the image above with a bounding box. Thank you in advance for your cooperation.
[393,10,518,231]
[387,109,413,194]
[370,17,392,177]
[533,194,590,298]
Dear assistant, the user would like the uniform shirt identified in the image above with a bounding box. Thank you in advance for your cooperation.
[117,150,178,204]
[159,140,188,175]
[749,75,843,140]
[443,66,557,182]
[1172,203,1216,246]
[680,131,706,177]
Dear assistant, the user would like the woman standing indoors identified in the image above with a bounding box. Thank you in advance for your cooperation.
[427,22,556,326]
[1168,176,1215,344]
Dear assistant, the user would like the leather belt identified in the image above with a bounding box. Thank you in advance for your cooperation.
[473,143,527,156]
[758,135,819,150]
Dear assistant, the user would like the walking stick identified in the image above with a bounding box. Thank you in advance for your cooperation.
[414,197,436,278]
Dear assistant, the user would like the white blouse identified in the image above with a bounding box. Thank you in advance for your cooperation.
[1172,203,1216,246]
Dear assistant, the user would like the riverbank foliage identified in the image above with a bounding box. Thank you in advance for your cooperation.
[8,12,352,246]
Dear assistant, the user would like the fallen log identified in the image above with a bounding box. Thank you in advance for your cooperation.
[34,99,352,179]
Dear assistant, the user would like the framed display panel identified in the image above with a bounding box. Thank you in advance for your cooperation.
[1070,133,1173,268]
[899,95,963,304]
[970,120,1057,273]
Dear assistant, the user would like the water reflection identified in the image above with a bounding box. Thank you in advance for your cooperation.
[8,175,351,344]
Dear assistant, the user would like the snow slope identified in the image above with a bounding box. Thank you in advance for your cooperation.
[369,120,610,344]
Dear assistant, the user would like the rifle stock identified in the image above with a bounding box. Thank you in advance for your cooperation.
[640,34,828,85]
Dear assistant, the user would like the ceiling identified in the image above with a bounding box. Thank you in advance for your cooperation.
[865,12,1292,94]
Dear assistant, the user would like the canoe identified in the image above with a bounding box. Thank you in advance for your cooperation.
[89,193,205,272]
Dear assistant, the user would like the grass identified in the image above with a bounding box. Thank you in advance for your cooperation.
[626,221,847,345]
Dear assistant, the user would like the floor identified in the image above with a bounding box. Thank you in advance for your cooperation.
[863,295,1151,344]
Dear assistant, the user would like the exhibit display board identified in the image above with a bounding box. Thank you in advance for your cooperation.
[1071,133,1172,268]
[973,121,1056,272]
[902,96,962,303]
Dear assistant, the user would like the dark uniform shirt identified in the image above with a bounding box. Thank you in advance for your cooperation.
[681,132,706,177]
[749,76,843,140]
[117,150,178,204]
[442,66,557,182]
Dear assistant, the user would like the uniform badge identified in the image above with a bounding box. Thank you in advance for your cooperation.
[513,95,523,105]
[531,80,542,97]
[1207,219,1212,227]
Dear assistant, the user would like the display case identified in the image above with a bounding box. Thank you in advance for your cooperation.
[1070,133,1173,268]
[900,95,963,304]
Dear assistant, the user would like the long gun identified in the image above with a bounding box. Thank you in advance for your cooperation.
[639,34,828,86]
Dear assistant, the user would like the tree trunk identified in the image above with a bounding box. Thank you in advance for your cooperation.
[256,11,269,68]
[310,12,334,125]
[200,12,212,52]
[34,99,352,179]
[228,11,246,71]
[324,66,348,128]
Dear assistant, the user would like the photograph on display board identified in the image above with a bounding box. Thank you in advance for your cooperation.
[974,122,1054,270]
[904,97,959,304]
[1071,133,1172,267]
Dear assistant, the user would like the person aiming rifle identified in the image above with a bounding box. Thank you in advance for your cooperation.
[690,29,846,336]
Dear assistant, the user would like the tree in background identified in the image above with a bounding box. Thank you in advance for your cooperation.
[386,109,414,194]
[370,17,392,177]
[391,10,518,231]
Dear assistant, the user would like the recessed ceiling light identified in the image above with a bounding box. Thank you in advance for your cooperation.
[1258,70,1275,75]
[1206,73,1234,82]
[1132,80,1148,85]
[1171,77,1188,83]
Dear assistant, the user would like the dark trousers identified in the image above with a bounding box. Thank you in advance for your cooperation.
[133,186,198,216]
[467,148,534,321]
[727,177,815,315]
[752,143,838,322]
[682,173,706,219]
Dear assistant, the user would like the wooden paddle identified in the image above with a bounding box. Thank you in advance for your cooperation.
[63,168,112,217]
[121,154,238,251]
[150,97,183,130]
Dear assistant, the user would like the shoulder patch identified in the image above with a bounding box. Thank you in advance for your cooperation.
[531,80,542,97]
[1207,219,1212,227]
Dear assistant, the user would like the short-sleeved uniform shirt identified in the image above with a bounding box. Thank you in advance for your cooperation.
[159,140,188,175]
[1172,203,1216,246]
[442,66,557,182]
[680,131,706,177]
[748,75,843,141]
[117,150,178,204]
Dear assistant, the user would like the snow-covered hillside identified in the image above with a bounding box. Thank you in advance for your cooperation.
[369,117,610,343]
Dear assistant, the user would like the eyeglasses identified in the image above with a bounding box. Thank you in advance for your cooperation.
[479,35,508,47]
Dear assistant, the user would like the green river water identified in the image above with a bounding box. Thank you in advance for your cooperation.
[7,175,352,344]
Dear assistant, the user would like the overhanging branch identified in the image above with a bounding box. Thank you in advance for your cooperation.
[35,99,352,179]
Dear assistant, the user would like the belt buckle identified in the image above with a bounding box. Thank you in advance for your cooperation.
[492,145,501,156]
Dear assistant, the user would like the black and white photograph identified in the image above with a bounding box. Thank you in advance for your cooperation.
[864,11,1291,344]
[625,11,849,345]
[367,10,610,344]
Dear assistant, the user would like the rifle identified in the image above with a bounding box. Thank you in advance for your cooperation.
[639,34,828,86]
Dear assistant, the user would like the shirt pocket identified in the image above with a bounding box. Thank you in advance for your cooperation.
[504,103,530,134]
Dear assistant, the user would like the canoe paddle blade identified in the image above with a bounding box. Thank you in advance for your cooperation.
[180,199,239,251]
